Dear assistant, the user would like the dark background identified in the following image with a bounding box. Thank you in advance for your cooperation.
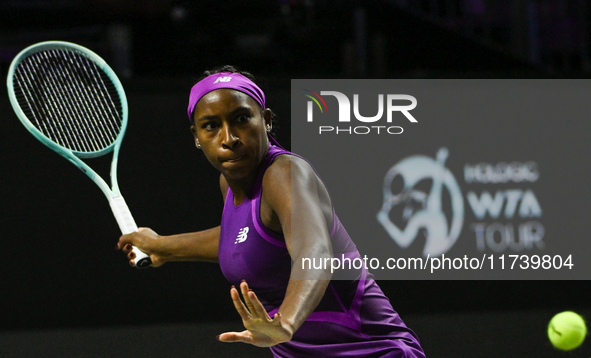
[1,1,590,357]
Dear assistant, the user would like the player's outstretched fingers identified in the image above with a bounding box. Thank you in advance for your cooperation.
[230,285,251,320]
[246,287,270,320]
[218,331,254,344]
[239,281,260,317]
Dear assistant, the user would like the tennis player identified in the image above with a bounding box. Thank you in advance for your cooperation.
[117,66,425,357]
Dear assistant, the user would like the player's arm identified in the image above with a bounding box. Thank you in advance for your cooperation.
[116,174,229,266]
[117,227,220,267]
[219,155,334,346]
[269,155,334,337]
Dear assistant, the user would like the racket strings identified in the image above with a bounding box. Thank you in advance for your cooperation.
[12,48,123,153]
[41,50,116,151]
[20,54,92,152]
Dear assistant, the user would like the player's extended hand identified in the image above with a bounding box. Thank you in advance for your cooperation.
[218,281,293,347]
[116,227,164,267]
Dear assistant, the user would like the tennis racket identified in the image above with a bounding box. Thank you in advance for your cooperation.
[6,40,151,268]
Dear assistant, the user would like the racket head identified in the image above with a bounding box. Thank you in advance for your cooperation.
[6,41,129,159]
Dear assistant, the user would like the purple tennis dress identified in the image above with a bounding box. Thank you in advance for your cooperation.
[218,143,425,358]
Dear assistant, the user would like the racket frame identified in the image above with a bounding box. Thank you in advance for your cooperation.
[6,40,151,267]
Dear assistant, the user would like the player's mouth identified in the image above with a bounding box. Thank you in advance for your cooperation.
[222,155,245,164]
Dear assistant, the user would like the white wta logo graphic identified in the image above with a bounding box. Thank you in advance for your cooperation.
[377,148,464,256]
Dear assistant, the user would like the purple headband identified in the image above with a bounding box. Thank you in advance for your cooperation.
[187,72,266,122]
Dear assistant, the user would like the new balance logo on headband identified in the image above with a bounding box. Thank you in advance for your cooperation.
[214,76,232,84]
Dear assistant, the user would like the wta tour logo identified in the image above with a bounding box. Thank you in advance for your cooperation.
[303,89,418,134]
[377,148,464,256]
[377,148,545,256]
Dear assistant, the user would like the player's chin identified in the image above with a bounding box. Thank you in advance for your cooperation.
[221,170,251,181]
[220,160,254,179]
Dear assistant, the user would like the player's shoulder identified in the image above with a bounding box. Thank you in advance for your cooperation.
[267,154,314,176]
[263,154,317,188]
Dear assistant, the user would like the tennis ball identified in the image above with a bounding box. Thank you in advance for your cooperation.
[548,311,587,351]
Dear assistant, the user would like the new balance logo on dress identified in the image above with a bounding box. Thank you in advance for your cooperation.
[235,227,249,244]
[214,76,232,84]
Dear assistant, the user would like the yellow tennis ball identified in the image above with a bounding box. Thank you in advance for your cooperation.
[548,311,587,351]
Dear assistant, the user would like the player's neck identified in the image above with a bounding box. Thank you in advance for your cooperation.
[225,172,258,206]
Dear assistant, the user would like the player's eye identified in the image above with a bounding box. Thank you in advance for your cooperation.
[202,121,219,131]
[236,115,250,124]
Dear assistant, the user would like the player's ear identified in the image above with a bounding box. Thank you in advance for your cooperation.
[190,125,201,149]
[262,108,272,132]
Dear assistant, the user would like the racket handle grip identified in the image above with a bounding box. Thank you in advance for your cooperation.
[109,195,152,268]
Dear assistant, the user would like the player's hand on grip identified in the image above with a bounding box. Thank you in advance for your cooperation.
[218,281,293,347]
[116,227,164,267]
